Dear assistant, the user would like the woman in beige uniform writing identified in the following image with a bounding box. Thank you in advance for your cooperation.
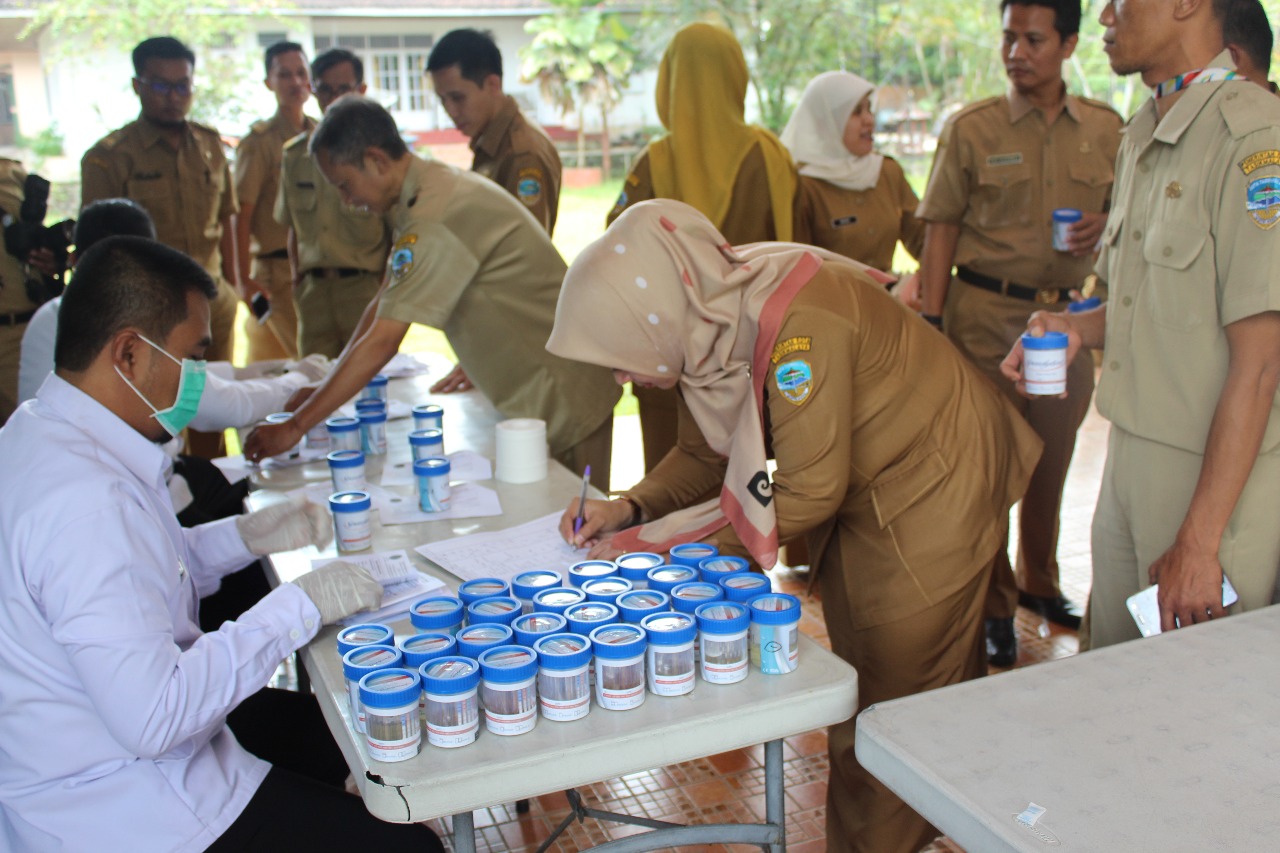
[554,199,1040,853]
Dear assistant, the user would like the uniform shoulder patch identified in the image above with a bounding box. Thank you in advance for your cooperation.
[1239,150,1280,175]
[771,336,812,364]
[390,233,418,282]
[516,167,543,206]
[1247,175,1280,230]
[97,127,128,151]
[773,359,813,406]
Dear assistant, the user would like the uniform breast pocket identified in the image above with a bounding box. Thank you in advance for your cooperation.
[291,182,319,213]
[974,164,1032,228]
[126,179,176,227]
[1143,220,1214,331]
[1067,160,1114,208]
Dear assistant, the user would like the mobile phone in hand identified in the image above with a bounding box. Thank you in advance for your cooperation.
[250,291,271,325]
[1126,575,1239,637]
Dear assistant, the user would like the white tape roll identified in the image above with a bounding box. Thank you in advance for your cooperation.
[495,418,549,484]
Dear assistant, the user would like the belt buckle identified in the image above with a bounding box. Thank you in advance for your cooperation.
[1035,288,1060,304]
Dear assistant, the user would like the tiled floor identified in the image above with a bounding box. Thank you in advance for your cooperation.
[417,401,1111,852]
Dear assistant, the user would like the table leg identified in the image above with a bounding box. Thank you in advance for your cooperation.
[765,738,786,853]
[451,810,475,853]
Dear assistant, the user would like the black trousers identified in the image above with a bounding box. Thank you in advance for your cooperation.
[207,688,443,852]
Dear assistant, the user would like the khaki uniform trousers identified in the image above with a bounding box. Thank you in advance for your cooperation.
[634,384,678,473]
[0,322,25,422]
[944,278,1093,616]
[186,277,240,459]
[551,414,613,494]
[296,270,382,359]
[1087,426,1280,649]
[242,257,299,362]
[821,536,990,853]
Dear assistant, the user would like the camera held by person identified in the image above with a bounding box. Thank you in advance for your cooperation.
[3,173,75,305]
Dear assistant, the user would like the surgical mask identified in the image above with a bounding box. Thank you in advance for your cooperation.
[115,333,207,437]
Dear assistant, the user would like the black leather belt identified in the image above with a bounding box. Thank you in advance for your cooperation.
[956,266,1061,304]
[257,248,289,260]
[307,268,365,280]
[0,309,35,327]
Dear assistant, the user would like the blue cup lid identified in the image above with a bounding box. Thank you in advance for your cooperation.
[358,667,420,708]
[647,565,699,593]
[342,644,403,680]
[413,456,451,476]
[329,490,371,512]
[1021,331,1070,350]
[369,374,389,387]
[669,543,718,568]
[409,429,444,445]
[355,398,385,412]
[398,632,457,667]
[513,612,568,645]
[616,590,670,622]
[512,570,562,599]
[420,656,480,694]
[749,593,802,625]
[589,623,647,658]
[325,415,359,432]
[1068,296,1102,313]
[467,596,521,627]
[477,644,539,682]
[358,409,388,424]
[532,587,587,614]
[640,611,697,646]
[458,578,510,605]
[670,581,725,614]
[719,573,772,602]
[534,632,593,669]
[698,555,749,580]
[565,602,619,634]
[409,595,464,630]
[695,601,751,634]
[413,403,443,416]
[327,449,365,468]
[1052,207,1083,222]
[567,560,617,587]
[582,577,633,601]
[455,623,514,657]
[615,552,664,578]
[336,622,393,656]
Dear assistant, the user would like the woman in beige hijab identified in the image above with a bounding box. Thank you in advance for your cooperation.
[552,199,1041,853]
[783,71,925,272]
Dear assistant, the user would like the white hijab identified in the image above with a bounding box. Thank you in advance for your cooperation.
[780,71,884,192]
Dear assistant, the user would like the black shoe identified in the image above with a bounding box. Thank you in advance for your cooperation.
[1017,591,1083,631]
[985,617,1017,667]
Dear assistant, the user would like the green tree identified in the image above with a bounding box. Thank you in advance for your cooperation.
[21,0,288,130]
[520,0,641,176]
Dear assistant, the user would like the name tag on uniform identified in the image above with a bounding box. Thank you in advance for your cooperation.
[132,171,163,181]
[831,215,858,228]
[296,181,315,189]
[986,153,1024,167]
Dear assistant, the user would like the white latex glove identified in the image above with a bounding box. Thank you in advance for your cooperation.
[283,353,332,383]
[236,494,333,555]
[292,561,383,625]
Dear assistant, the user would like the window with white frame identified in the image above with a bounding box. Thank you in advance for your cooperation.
[313,33,434,122]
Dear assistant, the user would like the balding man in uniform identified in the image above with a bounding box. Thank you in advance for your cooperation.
[917,0,1121,664]
[0,160,39,423]
[275,49,389,359]
[233,41,315,361]
[245,97,618,491]
[1004,0,1280,647]
[427,28,562,236]
[82,36,238,457]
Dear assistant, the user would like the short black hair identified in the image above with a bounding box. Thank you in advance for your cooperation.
[427,29,503,85]
[264,41,306,77]
[132,37,196,76]
[1222,0,1274,76]
[309,96,408,165]
[74,199,156,254]
[1000,0,1082,39]
[312,48,364,84]
[55,237,216,372]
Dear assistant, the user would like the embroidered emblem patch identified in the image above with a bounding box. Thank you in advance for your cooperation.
[390,233,417,281]
[1247,175,1280,230]
[517,168,543,206]
[986,152,1024,167]
[771,336,812,365]
[1239,150,1280,175]
[612,190,628,212]
[774,359,813,405]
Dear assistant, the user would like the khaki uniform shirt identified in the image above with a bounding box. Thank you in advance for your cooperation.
[274,132,389,274]
[81,118,237,275]
[792,158,925,271]
[0,160,36,317]
[609,144,788,244]
[377,156,619,454]
[1096,58,1280,456]
[235,112,316,256]
[471,95,562,236]
[918,90,1122,288]
[625,262,1041,628]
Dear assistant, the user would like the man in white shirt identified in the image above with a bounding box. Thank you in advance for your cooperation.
[0,236,438,852]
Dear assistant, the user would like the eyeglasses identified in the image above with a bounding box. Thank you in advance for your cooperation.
[313,83,356,99]
[136,77,193,98]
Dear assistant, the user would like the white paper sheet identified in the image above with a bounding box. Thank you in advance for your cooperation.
[414,511,588,583]
[211,454,255,483]
[336,398,412,421]
[288,481,395,508]
[378,482,503,526]
[378,352,432,378]
[379,450,493,488]
[337,572,448,626]
[311,549,416,587]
